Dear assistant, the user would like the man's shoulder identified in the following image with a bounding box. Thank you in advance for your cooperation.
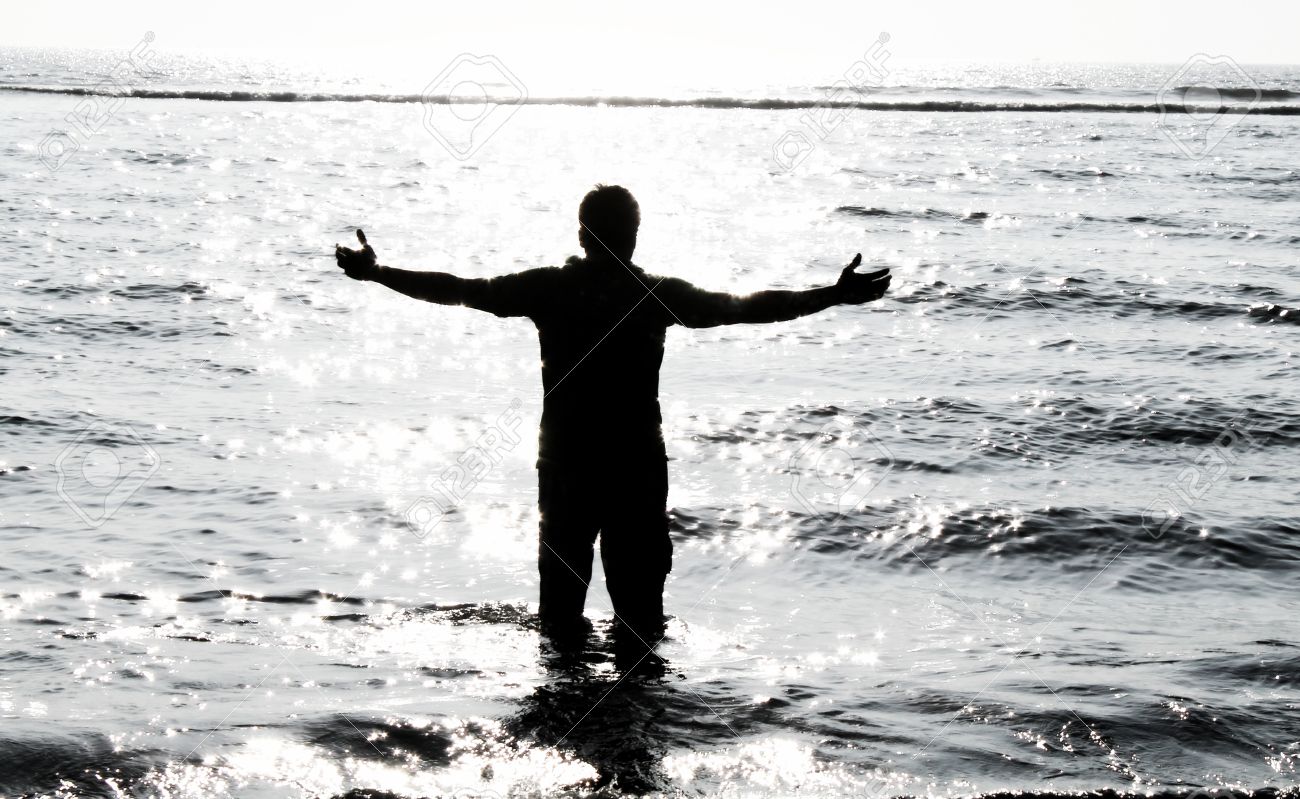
[516,263,565,277]
[548,255,697,305]
[561,254,656,276]
[644,273,699,299]
[496,264,564,288]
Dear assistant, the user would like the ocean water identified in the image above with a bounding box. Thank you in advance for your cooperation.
[1,47,1299,799]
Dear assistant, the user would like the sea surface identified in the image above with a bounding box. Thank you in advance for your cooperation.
[1,47,1299,799]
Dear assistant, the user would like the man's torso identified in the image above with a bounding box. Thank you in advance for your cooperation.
[527,257,675,466]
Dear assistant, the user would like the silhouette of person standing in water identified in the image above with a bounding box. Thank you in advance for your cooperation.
[335,185,890,663]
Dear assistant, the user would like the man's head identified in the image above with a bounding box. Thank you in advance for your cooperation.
[578,184,639,261]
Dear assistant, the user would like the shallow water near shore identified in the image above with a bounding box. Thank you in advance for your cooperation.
[2,51,1299,797]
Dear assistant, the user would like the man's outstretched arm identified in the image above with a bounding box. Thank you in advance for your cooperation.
[660,254,890,328]
[334,230,542,317]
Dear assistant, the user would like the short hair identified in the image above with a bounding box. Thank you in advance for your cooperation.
[578,184,640,258]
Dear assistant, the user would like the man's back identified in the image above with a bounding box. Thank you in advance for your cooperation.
[523,255,676,466]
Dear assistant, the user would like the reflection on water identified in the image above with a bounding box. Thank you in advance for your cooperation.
[3,50,1300,798]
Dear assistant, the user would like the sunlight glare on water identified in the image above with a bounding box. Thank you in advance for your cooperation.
[2,45,1299,799]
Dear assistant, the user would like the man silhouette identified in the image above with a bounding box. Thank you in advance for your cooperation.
[335,185,890,661]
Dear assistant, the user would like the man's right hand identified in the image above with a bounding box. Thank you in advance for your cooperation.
[835,254,891,304]
[335,229,378,281]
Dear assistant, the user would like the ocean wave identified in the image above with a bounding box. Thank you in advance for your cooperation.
[5,84,1299,114]
[1174,86,1300,101]
[16,279,210,302]
[824,84,1300,102]
[3,310,232,341]
[836,205,1008,222]
[172,587,367,606]
[837,207,1290,242]
[670,395,1300,574]
[892,277,1300,330]
[1191,169,1300,186]
[764,394,1300,492]
[1247,303,1300,325]
[780,502,1300,579]
[0,734,159,799]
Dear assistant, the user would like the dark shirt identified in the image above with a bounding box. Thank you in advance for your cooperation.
[460,254,726,466]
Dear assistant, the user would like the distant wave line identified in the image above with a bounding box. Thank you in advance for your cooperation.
[4,84,1299,114]
[810,85,1300,101]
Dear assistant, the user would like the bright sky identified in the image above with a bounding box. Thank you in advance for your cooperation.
[6,0,1298,87]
